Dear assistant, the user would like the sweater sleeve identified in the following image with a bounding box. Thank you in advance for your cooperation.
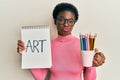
[83,67,96,80]
[30,68,48,80]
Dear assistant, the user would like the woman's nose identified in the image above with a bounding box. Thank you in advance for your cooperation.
[63,20,69,26]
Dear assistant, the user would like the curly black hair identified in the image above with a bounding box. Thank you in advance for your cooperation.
[53,2,79,23]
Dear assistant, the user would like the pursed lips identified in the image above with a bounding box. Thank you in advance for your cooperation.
[63,27,69,31]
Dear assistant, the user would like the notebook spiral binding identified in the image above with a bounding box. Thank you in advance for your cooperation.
[21,25,49,29]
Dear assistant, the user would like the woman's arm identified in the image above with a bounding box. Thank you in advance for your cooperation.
[30,68,48,80]
[83,67,96,80]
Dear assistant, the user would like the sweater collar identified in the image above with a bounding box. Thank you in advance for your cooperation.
[56,34,73,42]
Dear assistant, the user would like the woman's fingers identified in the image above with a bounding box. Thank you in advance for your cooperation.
[99,52,105,63]
[93,59,101,67]
[17,47,22,54]
[17,40,25,54]
[94,48,99,53]
[18,40,25,48]
[93,52,105,67]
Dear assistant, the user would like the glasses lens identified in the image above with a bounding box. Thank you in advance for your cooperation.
[68,19,74,25]
[57,17,64,24]
[57,17,75,25]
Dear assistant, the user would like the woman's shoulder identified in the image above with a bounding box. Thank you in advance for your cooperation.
[71,35,80,41]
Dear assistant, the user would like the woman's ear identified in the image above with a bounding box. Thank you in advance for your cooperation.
[54,19,56,25]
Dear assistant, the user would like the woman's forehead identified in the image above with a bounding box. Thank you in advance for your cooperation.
[58,11,75,19]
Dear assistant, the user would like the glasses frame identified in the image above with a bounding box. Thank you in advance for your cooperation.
[56,16,75,26]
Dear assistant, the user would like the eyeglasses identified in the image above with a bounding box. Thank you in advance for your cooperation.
[57,16,75,26]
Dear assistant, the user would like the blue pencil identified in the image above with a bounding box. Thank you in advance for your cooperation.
[82,36,87,50]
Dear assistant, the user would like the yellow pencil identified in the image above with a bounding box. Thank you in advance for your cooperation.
[93,33,97,50]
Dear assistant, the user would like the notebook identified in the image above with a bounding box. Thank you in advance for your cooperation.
[21,25,52,69]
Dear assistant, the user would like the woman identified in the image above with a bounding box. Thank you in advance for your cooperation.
[17,3,105,80]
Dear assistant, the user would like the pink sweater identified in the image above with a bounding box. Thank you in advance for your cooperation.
[30,34,96,80]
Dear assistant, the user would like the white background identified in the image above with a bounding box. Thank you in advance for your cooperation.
[0,0,120,80]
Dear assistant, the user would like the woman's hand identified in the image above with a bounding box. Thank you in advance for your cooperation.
[17,40,25,54]
[93,48,105,67]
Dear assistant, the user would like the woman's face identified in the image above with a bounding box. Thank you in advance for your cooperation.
[55,11,75,36]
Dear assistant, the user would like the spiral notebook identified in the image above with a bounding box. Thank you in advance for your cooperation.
[21,25,52,69]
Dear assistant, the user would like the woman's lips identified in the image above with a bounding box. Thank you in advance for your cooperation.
[63,27,69,31]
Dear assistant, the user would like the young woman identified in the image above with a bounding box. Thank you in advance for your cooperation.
[17,3,105,80]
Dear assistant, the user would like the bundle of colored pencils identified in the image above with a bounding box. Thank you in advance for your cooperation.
[79,33,97,51]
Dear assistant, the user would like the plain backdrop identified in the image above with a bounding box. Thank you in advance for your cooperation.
[0,0,120,80]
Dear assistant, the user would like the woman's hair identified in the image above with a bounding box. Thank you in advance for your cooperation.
[52,2,79,23]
